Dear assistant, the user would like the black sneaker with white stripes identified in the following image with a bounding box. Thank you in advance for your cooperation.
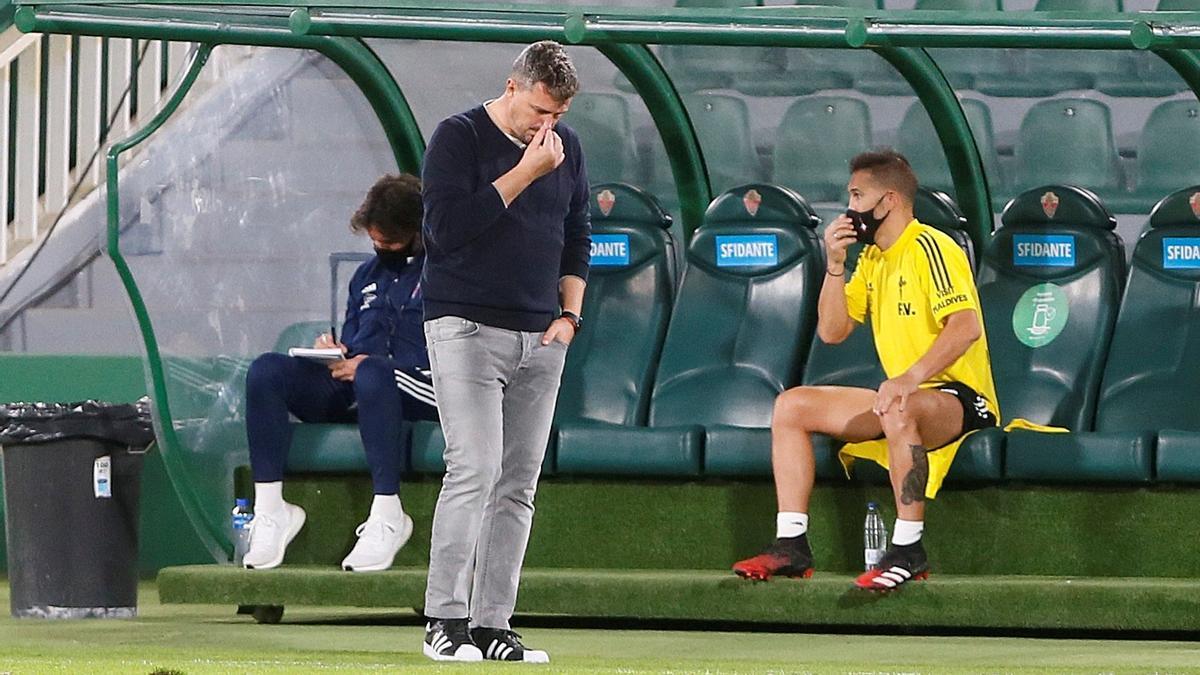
[854,540,930,591]
[471,627,550,663]
[423,618,482,662]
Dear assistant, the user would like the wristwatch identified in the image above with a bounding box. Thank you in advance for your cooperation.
[559,310,582,333]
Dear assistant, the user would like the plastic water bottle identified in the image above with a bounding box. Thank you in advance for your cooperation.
[863,502,888,570]
[231,498,253,566]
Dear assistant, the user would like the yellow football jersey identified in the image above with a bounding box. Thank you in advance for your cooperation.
[844,220,999,417]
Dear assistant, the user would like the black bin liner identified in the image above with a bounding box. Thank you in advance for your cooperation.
[0,398,155,619]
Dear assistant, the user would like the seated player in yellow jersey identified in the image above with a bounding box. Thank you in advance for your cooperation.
[733,150,999,591]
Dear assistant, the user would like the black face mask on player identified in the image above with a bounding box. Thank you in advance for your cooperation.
[845,194,892,246]
[374,247,411,271]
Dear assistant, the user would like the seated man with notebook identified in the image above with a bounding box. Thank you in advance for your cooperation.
[241,173,437,572]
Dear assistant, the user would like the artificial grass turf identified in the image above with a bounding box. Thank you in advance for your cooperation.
[6,581,1200,674]
[274,475,1200,577]
[158,566,1200,632]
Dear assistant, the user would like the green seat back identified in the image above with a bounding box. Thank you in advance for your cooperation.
[1096,187,1200,432]
[1134,101,1200,200]
[650,184,822,428]
[1157,0,1200,7]
[656,94,765,198]
[557,184,676,427]
[978,186,1124,429]
[774,97,872,203]
[658,0,783,91]
[1018,0,1123,87]
[1013,99,1122,196]
[273,321,327,354]
[802,188,975,390]
[565,93,637,186]
[898,99,1004,197]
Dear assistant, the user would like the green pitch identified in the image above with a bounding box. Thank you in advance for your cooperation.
[2,581,1199,674]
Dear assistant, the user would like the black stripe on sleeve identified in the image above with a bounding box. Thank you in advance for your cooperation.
[916,233,952,296]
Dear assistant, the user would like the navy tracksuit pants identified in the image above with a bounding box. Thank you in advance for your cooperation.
[245,353,437,494]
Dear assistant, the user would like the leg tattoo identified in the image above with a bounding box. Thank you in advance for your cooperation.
[900,445,929,505]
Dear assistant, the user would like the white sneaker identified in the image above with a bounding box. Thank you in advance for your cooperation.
[341,512,413,572]
[243,503,306,570]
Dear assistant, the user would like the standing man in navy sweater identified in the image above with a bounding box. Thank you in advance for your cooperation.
[420,41,590,663]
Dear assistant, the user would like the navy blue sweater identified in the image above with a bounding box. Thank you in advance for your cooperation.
[341,254,428,370]
[421,104,591,332]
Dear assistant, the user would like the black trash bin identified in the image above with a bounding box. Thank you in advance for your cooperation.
[0,398,155,618]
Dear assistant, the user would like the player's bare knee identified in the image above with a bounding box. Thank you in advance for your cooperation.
[772,387,819,431]
[879,405,917,438]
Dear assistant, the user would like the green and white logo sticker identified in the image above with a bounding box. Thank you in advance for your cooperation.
[1013,283,1069,348]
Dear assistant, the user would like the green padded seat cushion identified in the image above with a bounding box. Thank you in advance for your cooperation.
[556,420,703,476]
[286,423,398,474]
[410,421,556,476]
[409,420,447,474]
[1155,430,1200,483]
[949,427,1005,481]
[1004,430,1153,483]
[702,425,843,478]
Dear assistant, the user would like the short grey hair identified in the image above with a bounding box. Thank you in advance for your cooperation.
[510,40,579,102]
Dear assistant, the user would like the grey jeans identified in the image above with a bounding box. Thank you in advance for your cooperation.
[422,315,567,629]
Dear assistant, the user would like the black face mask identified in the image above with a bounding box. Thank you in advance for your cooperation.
[846,195,892,246]
[374,248,410,271]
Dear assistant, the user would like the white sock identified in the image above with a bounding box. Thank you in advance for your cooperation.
[369,494,404,522]
[254,481,285,515]
[892,518,924,546]
[776,512,809,539]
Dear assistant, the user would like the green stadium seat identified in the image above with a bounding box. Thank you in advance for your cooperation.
[774,97,872,203]
[797,189,999,482]
[1011,99,1123,201]
[1092,1,1197,100]
[1126,101,1200,210]
[655,0,786,93]
[565,93,638,186]
[733,48,854,98]
[973,0,1124,97]
[851,0,1005,96]
[689,94,766,195]
[648,93,766,208]
[980,185,1123,431]
[557,184,677,429]
[736,0,880,96]
[1095,52,1186,99]
[1099,188,1200,482]
[897,98,1005,200]
[558,185,823,476]
[982,187,1143,482]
